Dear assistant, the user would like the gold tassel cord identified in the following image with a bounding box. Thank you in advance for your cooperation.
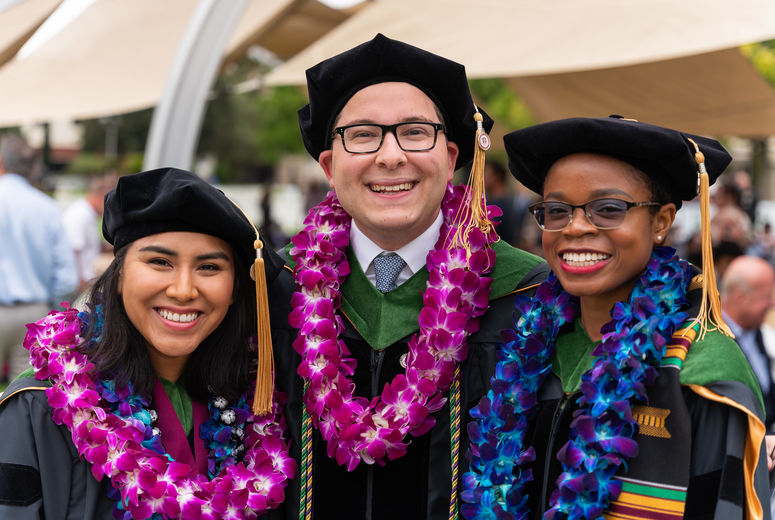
[449,108,496,259]
[686,138,733,340]
[229,200,275,416]
[251,238,275,415]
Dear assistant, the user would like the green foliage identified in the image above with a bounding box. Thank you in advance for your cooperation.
[198,81,259,183]
[198,84,308,182]
[469,78,536,131]
[196,54,309,182]
[742,40,775,86]
[124,152,144,174]
[64,151,144,176]
[65,152,111,175]
[253,86,309,164]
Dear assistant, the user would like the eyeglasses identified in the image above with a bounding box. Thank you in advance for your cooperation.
[528,198,662,231]
[332,122,445,154]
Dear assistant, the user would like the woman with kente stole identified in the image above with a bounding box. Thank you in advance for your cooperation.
[0,168,296,519]
[462,116,771,520]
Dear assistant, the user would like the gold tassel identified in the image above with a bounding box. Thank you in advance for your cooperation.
[449,106,496,257]
[251,238,275,415]
[229,200,275,416]
[687,138,733,339]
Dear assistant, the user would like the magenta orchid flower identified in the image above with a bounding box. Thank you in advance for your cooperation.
[290,184,497,468]
[24,309,296,519]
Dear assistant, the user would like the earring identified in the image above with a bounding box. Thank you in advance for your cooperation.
[656,235,663,242]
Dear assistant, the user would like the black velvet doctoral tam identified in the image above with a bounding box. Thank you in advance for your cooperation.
[102,167,257,265]
[298,33,493,169]
[503,115,732,208]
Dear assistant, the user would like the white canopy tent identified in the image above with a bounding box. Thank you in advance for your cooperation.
[0,0,354,127]
[0,0,61,69]
[265,0,775,138]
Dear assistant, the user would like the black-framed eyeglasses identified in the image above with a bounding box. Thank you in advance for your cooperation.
[332,121,445,154]
[528,198,662,231]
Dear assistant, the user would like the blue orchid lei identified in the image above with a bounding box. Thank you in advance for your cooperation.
[462,247,693,520]
[77,308,256,519]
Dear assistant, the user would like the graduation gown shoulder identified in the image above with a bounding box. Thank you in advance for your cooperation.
[0,376,114,520]
[528,318,771,520]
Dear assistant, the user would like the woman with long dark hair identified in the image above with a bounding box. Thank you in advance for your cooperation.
[0,167,295,519]
[462,117,771,520]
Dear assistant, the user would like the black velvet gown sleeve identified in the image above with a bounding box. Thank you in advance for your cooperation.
[0,378,113,520]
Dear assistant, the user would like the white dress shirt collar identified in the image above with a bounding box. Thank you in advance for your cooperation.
[350,211,444,287]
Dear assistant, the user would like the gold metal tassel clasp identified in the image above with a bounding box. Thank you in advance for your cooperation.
[449,106,496,261]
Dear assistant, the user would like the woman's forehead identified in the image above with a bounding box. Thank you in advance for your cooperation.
[544,152,650,194]
[128,231,233,255]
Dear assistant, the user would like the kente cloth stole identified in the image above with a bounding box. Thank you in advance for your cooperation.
[603,324,698,520]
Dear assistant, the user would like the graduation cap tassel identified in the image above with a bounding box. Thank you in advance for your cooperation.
[450,107,496,257]
[687,138,733,339]
[230,199,275,416]
[251,238,275,416]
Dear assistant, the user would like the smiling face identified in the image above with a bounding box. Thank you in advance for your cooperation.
[319,82,459,250]
[541,153,675,311]
[118,231,235,381]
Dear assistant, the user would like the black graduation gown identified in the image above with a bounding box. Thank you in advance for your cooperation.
[272,240,548,520]
[519,317,771,520]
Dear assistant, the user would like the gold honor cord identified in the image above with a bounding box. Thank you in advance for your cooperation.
[686,138,733,340]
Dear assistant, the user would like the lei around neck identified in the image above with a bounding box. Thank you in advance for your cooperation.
[289,184,499,470]
[462,247,693,520]
[24,307,296,520]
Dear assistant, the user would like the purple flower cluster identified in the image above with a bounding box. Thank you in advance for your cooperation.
[24,307,296,520]
[546,247,691,520]
[462,248,693,520]
[463,275,577,520]
[289,185,497,470]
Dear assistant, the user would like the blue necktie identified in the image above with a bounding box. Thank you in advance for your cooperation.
[373,253,406,293]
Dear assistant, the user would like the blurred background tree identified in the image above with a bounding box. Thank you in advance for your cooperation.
[469,78,535,131]
[741,40,775,184]
[743,39,775,86]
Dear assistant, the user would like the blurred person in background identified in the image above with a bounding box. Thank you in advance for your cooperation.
[63,172,117,293]
[752,222,775,265]
[711,181,753,250]
[0,134,76,383]
[260,189,289,249]
[721,255,775,431]
[686,238,744,283]
[484,161,531,247]
[733,169,758,224]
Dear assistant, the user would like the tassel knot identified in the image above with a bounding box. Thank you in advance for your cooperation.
[449,106,496,260]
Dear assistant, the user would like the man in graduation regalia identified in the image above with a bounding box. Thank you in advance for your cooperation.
[272,34,548,519]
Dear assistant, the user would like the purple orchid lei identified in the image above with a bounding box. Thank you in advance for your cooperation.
[462,247,693,520]
[289,184,499,470]
[24,306,296,520]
